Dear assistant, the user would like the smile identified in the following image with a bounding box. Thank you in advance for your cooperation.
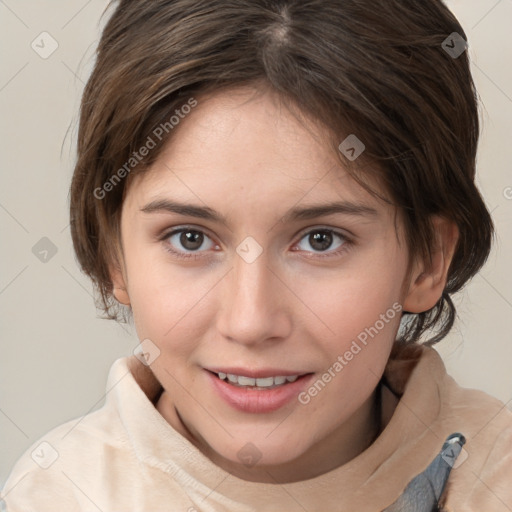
[206,369,315,413]
[215,372,300,389]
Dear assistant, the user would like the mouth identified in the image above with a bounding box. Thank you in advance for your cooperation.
[207,370,310,390]
[205,367,315,413]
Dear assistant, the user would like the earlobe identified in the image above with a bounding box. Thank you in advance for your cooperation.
[110,264,131,306]
[113,285,131,306]
[403,217,459,314]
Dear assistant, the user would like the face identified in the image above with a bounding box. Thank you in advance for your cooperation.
[113,85,421,482]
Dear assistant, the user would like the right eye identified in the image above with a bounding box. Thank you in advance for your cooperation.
[162,227,219,260]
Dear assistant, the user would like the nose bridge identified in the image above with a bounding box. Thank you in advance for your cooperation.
[233,250,273,307]
[217,246,289,344]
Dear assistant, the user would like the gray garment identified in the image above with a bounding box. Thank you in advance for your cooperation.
[382,433,466,512]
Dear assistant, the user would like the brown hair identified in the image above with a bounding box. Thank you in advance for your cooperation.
[70,0,493,345]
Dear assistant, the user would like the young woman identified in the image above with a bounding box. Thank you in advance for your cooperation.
[3,1,511,510]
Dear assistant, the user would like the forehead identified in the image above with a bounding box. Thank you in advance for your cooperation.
[163,86,335,177]
[124,85,392,223]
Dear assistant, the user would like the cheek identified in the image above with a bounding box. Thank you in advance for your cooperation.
[299,283,401,421]
[298,261,404,342]
[293,255,404,400]
[121,241,177,335]
[125,249,217,356]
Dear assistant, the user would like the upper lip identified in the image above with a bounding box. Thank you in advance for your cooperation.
[205,367,311,378]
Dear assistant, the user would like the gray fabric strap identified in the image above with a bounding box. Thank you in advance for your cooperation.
[382,433,466,512]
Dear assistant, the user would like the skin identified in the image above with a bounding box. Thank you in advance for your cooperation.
[111,84,458,484]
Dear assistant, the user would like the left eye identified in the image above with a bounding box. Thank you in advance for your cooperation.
[295,229,347,254]
[166,229,216,253]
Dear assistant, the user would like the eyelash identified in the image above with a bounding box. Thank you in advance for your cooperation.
[159,225,354,261]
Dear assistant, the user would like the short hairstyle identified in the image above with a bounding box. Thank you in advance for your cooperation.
[70,0,493,346]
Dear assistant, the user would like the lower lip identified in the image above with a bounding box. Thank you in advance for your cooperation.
[206,371,314,414]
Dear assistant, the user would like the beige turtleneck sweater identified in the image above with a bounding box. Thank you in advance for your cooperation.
[2,343,511,511]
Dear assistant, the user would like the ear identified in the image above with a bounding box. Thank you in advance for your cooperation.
[403,216,459,314]
[110,261,131,306]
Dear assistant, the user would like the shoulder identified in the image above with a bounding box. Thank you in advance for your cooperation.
[439,377,512,511]
[388,344,512,511]
[1,399,131,511]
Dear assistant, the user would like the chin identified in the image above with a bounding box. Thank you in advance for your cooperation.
[211,433,310,468]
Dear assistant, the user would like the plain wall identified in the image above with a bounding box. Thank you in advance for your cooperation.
[1,0,511,488]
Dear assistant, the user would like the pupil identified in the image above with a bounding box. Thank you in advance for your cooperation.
[181,230,203,250]
[310,231,332,251]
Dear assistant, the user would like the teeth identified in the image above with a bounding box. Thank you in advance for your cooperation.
[255,377,274,387]
[216,372,301,388]
[237,375,256,386]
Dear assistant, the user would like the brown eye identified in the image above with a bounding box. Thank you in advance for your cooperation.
[295,228,348,256]
[309,231,334,251]
[179,230,204,250]
[164,228,216,256]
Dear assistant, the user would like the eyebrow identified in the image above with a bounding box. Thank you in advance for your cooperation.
[140,199,378,224]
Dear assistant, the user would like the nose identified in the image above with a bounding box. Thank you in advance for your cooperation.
[216,248,292,347]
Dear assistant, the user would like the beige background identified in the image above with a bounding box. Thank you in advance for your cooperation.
[1,0,511,488]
